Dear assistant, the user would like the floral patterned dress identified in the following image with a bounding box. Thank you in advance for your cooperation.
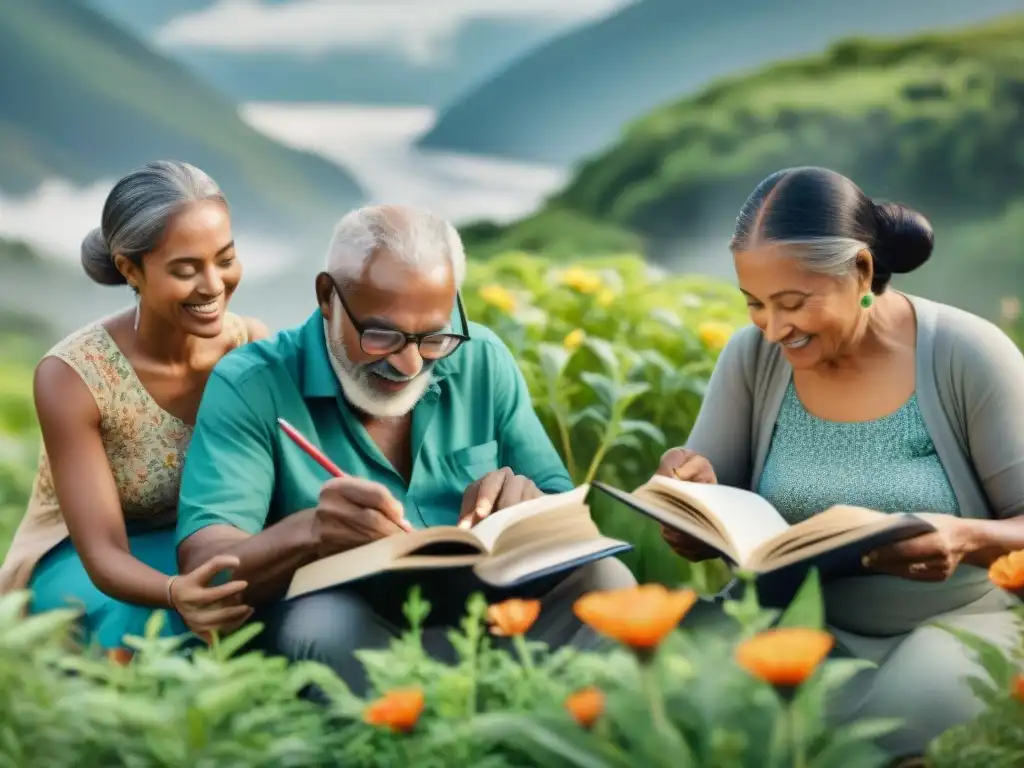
[0,314,249,646]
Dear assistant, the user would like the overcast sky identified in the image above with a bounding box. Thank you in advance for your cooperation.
[156,0,634,62]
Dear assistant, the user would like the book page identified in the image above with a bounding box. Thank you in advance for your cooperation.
[747,504,890,565]
[642,477,791,565]
[473,536,629,588]
[471,485,590,551]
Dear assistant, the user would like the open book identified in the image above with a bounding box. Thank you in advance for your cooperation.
[286,486,630,600]
[594,476,938,594]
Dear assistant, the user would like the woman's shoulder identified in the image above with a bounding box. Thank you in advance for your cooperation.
[43,314,128,373]
[916,296,1019,362]
[716,323,777,377]
[224,312,270,347]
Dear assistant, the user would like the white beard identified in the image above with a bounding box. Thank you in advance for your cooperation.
[323,303,433,419]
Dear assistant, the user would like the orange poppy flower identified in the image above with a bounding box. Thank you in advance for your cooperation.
[565,686,605,729]
[989,551,1024,592]
[487,598,541,636]
[573,584,697,650]
[363,688,425,733]
[735,628,834,690]
[107,648,134,665]
[1012,673,1024,702]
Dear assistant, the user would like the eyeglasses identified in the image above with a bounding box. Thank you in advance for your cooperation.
[322,273,470,360]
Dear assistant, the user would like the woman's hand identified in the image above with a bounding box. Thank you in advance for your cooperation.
[655,447,717,484]
[170,554,253,641]
[655,447,720,561]
[861,514,973,582]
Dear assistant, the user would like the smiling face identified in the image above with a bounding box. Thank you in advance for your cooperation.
[116,199,241,338]
[733,244,873,369]
[317,248,458,419]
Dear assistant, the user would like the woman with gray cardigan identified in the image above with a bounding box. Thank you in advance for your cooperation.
[658,166,1024,761]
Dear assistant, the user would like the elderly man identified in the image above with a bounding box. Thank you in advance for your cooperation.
[175,204,635,694]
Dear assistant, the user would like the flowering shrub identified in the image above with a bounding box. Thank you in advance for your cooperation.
[0,569,907,767]
[926,551,1024,767]
[464,252,749,588]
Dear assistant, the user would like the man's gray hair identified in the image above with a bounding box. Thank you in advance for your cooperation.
[325,205,466,287]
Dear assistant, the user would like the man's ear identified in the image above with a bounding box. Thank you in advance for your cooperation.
[314,272,334,318]
[114,253,142,289]
[855,249,874,295]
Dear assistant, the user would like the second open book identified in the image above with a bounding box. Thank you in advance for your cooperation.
[594,476,939,578]
[286,486,630,600]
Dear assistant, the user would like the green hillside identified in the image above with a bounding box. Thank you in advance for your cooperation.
[0,0,363,239]
[479,16,1024,315]
[419,0,1023,165]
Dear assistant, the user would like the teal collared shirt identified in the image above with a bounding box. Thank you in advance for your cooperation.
[175,309,573,544]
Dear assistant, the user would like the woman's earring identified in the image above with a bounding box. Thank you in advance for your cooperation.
[131,287,141,331]
[860,293,874,309]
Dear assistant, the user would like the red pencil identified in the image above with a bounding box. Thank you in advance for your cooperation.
[277,418,345,478]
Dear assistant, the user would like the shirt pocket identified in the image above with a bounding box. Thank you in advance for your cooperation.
[443,440,500,485]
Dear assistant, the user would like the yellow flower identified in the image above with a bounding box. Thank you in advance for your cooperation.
[562,266,602,294]
[563,328,585,352]
[479,284,516,313]
[697,321,733,350]
[596,289,615,308]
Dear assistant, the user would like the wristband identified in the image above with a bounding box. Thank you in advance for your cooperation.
[166,574,179,610]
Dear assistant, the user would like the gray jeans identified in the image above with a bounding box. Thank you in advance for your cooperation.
[255,558,638,697]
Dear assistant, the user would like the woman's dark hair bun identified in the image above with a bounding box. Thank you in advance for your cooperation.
[872,201,933,275]
[80,227,127,286]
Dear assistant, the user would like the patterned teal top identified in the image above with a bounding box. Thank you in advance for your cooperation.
[757,381,961,524]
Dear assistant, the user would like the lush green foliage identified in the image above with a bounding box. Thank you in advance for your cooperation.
[467,16,1024,318]
[0,566,910,767]
[554,16,1024,235]
[0,315,43,561]
[926,606,1024,767]
[2,256,1023,766]
[462,252,746,587]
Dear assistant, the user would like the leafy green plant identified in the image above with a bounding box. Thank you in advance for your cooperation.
[0,567,907,767]
[465,253,746,588]
[926,609,1024,768]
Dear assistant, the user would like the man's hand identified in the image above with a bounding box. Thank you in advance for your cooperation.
[312,476,414,557]
[655,448,717,484]
[862,514,972,582]
[458,467,543,529]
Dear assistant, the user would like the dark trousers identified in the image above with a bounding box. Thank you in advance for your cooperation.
[254,558,637,697]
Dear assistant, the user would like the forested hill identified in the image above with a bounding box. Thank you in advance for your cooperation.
[0,0,363,239]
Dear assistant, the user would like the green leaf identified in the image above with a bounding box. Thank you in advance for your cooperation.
[211,622,265,661]
[583,337,621,377]
[580,372,618,410]
[538,343,572,385]
[469,712,622,768]
[775,568,824,630]
[931,622,1017,689]
[569,406,606,428]
[619,419,665,445]
[816,658,877,693]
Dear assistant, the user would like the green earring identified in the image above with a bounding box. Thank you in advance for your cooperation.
[860,293,874,309]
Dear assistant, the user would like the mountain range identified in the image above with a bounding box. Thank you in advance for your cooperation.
[1,0,363,243]
[85,0,574,107]
[473,14,1024,317]
[420,0,1024,166]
